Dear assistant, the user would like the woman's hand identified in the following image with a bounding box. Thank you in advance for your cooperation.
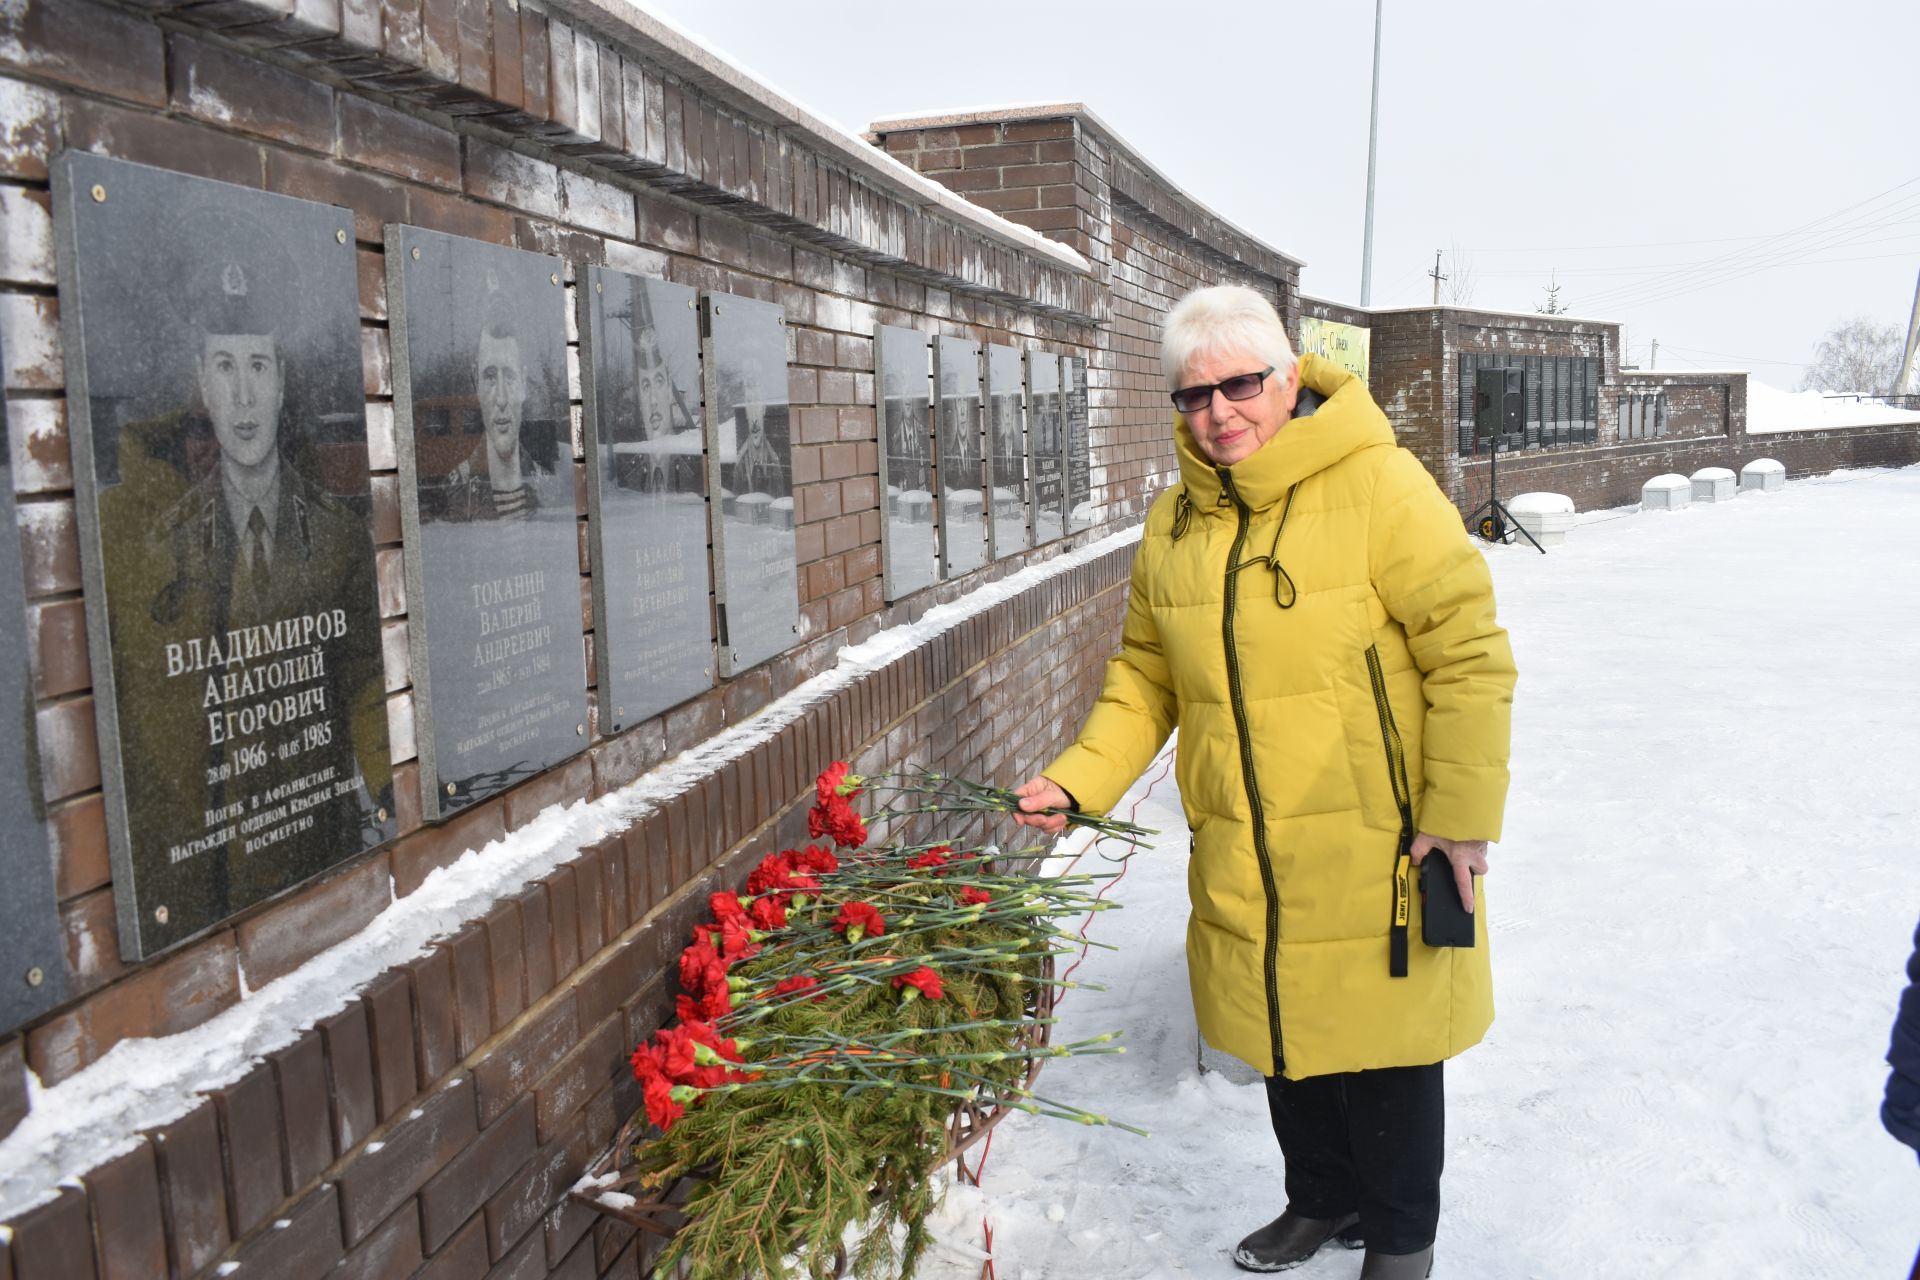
[1408,834,1489,912]
[1010,776,1072,835]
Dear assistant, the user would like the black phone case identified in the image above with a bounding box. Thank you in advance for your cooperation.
[1419,851,1476,948]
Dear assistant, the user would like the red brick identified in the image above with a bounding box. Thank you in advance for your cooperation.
[27,597,86,700]
[546,867,581,982]
[8,1185,93,1280]
[490,0,524,111]
[320,1002,378,1154]
[169,33,333,152]
[222,1182,342,1280]
[0,75,56,181]
[532,1011,620,1144]
[265,146,405,246]
[471,991,576,1128]
[483,1114,588,1259]
[338,95,461,189]
[64,96,263,189]
[449,924,493,1058]
[392,799,506,898]
[29,933,237,1085]
[403,184,517,245]
[336,1074,478,1246]
[32,695,95,803]
[0,0,165,108]
[272,1029,334,1191]
[409,946,459,1085]
[418,1093,534,1252]
[79,1141,164,1280]
[502,753,592,831]
[331,1200,424,1280]
[48,793,108,901]
[364,970,420,1121]
[213,1066,287,1237]
[235,853,390,988]
[484,899,527,1028]
[516,884,555,1004]
[572,844,606,960]
[153,1103,231,1277]
[415,1211,489,1280]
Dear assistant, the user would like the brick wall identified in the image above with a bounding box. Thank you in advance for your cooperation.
[0,9,1278,1280]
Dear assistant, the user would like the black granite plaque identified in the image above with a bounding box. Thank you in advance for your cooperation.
[1063,355,1094,532]
[1025,351,1065,545]
[387,227,587,821]
[53,154,395,959]
[874,324,937,601]
[0,371,68,1026]
[983,344,1030,559]
[580,268,713,732]
[933,337,986,578]
[701,292,799,676]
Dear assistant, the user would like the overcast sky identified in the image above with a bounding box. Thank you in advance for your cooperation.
[639,0,1918,389]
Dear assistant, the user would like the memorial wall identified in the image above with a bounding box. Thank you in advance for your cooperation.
[0,5,1306,1277]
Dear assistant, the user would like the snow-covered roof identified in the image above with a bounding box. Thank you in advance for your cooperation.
[1366,302,1623,327]
[565,3,1089,276]
[1745,381,1920,435]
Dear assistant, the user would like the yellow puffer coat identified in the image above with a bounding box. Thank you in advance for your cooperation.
[1046,354,1515,1080]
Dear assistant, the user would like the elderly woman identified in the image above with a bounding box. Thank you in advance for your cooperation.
[1013,286,1515,1278]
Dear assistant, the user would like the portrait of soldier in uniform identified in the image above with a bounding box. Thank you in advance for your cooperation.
[443,288,560,521]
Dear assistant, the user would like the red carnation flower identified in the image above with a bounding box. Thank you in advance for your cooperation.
[831,901,886,942]
[770,974,826,1003]
[796,844,839,874]
[907,850,950,871]
[642,1073,683,1130]
[747,895,788,930]
[747,852,797,896]
[958,886,993,906]
[892,967,944,1001]
[718,915,760,963]
[709,892,748,922]
[815,761,863,804]
[824,804,867,849]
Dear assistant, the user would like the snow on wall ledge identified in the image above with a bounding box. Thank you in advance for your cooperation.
[0,523,1143,1223]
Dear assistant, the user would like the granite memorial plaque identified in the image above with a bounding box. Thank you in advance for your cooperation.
[874,324,937,601]
[387,227,587,821]
[933,336,987,577]
[983,344,1030,559]
[53,153,395,958]
[1063,355,1094,532]
[1025,351,1065,545]
[580,268,713,732]
[0,369,68,1026]
[701,292,799,677]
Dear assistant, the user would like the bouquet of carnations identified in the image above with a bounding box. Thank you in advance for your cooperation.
[607,763,1147,1280]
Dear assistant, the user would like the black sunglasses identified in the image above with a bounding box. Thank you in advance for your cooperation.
[1170,365,1277,414]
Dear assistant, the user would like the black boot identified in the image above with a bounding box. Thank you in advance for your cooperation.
[1359,1244,1434,1278]
[1231,1209,1364,1272]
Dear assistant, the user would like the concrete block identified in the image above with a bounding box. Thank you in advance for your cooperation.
[1740,458,1786,493]
[1642,474,1692,511]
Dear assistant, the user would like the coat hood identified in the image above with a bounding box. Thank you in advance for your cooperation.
[1173,353,1395,512]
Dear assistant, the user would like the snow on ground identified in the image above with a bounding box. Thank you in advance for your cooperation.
[919,467,1920,1279]
[1746,381,1920,434]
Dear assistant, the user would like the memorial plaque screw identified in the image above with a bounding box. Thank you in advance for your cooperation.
[550,272,559,286]
[90,184,105,203]
[25,967,43,988]
[687,299,695,310]
[575,724,584,735]
[335,229,347,244]
[376,807,388,823]
[446,782,456,796]
[616,706,624,718]
[411,247,421,261]
[595,282,603,294]
[154,905,169,925]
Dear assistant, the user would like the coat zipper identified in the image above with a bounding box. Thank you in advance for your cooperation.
[1219,468,1286,1071]
[1365,644,1416,978]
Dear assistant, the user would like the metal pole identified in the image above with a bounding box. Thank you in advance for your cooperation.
[1360,0,1383,305]
[1895,269,1920,396]
[1650,338,1659,370]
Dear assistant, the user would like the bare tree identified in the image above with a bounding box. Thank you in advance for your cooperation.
[1800,316,1904,393]
[1446,241,1476,306]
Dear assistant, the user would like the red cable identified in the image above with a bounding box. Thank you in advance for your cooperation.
[972,746,1176,1279]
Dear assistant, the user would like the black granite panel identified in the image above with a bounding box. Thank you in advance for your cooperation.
[387,226,587,821]
[873,324,936,601]
[933,337,985,578]
[1026,352,1064,545]
[700,292,798,676]
[580,268,712,732]
[983,344,1029,559]
[52,153,394,958]
[1063,356,1093,532]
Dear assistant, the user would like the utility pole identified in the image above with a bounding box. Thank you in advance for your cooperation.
[1650,338,1659,370]
[1359,0,1383,305]
[1895,268,1920,395]
[1428,250,1447,305]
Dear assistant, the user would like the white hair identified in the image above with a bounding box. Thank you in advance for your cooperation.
[1161,286,1297,390]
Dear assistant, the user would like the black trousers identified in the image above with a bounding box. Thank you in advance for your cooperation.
[1263,1062,1445,1256]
